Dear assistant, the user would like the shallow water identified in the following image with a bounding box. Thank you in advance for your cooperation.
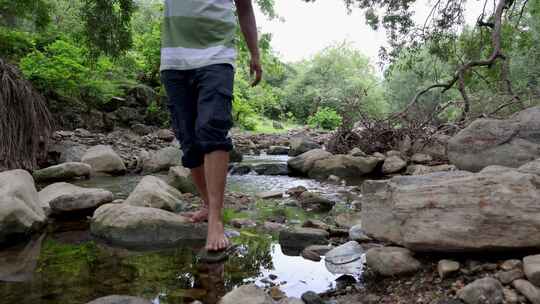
[0,154,364,303]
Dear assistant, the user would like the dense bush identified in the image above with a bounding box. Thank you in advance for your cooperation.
[20,39,121,105]
[307,107,342,130]
[0,27,35,61]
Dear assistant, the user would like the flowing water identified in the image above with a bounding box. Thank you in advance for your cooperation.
[0,155,364,304]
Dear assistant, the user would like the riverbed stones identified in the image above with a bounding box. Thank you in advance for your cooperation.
[168,166,197,194]
[304,245,334,256]
[308,155,380,179]
[495,269,524,284]
[448,106,540,172]
[142,146,182,173]
[365,246,421,276]
[125,176,187,212]
[524,255,540,286]
[361,167,540,252]
[267,146,290,155]
[82,145,126,175]
[219,285,273,304]
[39,183,113,214]
[411,153,433,164]
[33,162,91,182]
[0,170,46,244]
[287,149,332,175]
[349,225,372,243]
[438,260,460,279]
[382,156,408,174]
[513,279,540,304]
[256,191,283,199]
[458,278,504,304]
[301,291,325,304]
[86,295,152,304]
[325,241,363,265]
[253,163,289,176]
[91,204,206,248]
[288,136,321,157]
[279,227,329,254]
[0,234,44,282]
[406,164,456,175]
[301,248,322,262]
[298,192,335,212]
[501,259,522,271]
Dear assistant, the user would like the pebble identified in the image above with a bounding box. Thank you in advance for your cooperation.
[438,260,460,279]
[501,259,522,271]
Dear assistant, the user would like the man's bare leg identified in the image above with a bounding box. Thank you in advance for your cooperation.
[185,166,210,223]
[204,150,230,251]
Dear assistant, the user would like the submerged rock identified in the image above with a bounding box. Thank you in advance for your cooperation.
[0,170,46,245]
[362,167,540,252]
[39,182,113,214]
[279,227,329,255]
[219,285,273,304]
[366,246,421,276]
[82,145,126,175]
[125,176,187,212]
[0,234,45,282]
[458,278,504,304]
[33,162,91,182]
[91,204,206,248]
[168,166,197,194]
[252,163,289,176]
[448,106,540,171]
[267,146,290,155]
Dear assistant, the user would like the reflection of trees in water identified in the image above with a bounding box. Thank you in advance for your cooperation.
[224,233,273,288]
[2,234,276,304]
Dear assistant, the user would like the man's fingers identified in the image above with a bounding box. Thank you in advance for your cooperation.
[251,68,262,87]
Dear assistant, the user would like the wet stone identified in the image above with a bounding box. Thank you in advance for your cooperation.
[304,245,334,256]
[301,249,321,262]
[230,164,252,175]
[325,241,363,265]
[349,225,372,243]
[301,291,325,304]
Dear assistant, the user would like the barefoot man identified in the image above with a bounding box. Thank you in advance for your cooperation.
[160,0,262,252]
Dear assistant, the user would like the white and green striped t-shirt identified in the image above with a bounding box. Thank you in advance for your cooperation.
[160,0,237,71]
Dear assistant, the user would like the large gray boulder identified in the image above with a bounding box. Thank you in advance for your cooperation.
[33,162,91,182]
[458,278,504,304]
[0,170,46,244]
[142,146,183,173]
[39,183,113,214]
[287,149,332,175]
[82,145,126,175]
[91,204,206,248]
[361,166,540,252]
[448,106,540,172]
[168,166,197,194]
[48,141,87,163]
[308,155,380,179]
[125,176,187,213]
[288,136,321,157]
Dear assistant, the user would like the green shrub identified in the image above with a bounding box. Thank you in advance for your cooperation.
[0,27,35,61]
[20,39,120,105]
[232,91,258,130]
[307,107,342,130]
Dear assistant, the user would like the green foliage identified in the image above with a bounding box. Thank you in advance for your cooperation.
[20,39,121,105]
[0,27,35,61]
[307,107,343,130]
[283,42,388,123]
[0,0,52,30]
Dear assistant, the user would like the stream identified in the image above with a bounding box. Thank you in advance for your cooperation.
[0,155,364,304]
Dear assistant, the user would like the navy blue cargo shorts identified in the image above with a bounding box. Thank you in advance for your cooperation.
[161,64,234,169]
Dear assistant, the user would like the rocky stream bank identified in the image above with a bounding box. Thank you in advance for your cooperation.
[4,107,540,304]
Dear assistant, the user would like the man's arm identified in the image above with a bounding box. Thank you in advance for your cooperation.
[234,0,263,87]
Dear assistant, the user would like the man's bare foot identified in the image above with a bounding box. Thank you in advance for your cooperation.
[183,208,209,223]
[206,220,230,251]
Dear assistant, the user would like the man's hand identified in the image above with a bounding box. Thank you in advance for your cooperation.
[250,56,263,87]
[235,0,262,86]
